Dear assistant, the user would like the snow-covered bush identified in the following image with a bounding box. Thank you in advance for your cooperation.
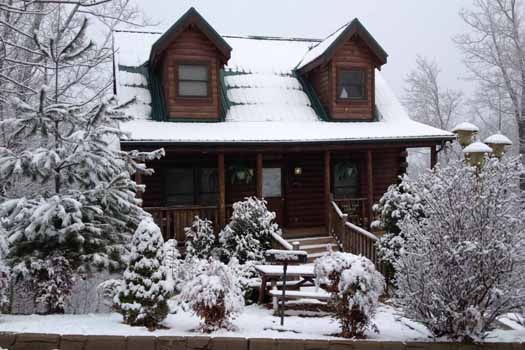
[185,217,216,259]
[219,197,280,264]
[98,279,124,308]
[373,179,424,266]
[31,255,74,314]
[114,219,173,329]
[394,156,525,342]
[178,258,244,332]
[315,252,384,338]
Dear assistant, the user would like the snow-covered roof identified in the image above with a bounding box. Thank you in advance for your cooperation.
[114,29,454,144]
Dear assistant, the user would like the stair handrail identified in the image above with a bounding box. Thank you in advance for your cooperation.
[271,231,294,251]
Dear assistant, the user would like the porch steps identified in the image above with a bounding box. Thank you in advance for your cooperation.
[287,236,340,263]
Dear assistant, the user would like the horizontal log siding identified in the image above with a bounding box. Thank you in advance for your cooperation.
[285,153,325,228]
[372,148,406,203]
[309,64,331,115]
[330,36,376,121]
[162,27,221,120]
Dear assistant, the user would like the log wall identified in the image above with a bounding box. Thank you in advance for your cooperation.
[162,27,222,120]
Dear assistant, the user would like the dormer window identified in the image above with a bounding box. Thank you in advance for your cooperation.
[337,68,366,100]
[177,63,209,97]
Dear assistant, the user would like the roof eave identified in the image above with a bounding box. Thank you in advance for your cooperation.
[149,7,232,67]
[296,18,388,75]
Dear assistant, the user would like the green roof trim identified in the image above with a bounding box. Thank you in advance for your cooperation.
[219,69,230,120]
[148,66,168,122]
[296,73,330,121]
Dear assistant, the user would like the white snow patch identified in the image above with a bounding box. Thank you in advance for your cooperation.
[452,122,480,132]
[484,133,513,145]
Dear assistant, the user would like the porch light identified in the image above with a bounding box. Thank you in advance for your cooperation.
[463,142,493,167]
[452,122,479,147]
[294,166,303,176]
[484,133,513,158]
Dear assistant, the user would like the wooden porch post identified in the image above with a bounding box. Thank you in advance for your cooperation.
[218,153,226,228]
[324,151,331,233]
[366,150,374,227]
[430,145,438,169]
[256,153,263,198]
[135,172,142,201]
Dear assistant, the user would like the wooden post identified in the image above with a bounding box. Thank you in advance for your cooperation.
[135,172,143,201]
[430,145,438,169]
[366,150,374,227]
[218,153,226,228]
[324,151,331,233]
[256,153,263,198]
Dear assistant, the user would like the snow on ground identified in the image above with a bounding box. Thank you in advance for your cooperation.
[0,304,522,342]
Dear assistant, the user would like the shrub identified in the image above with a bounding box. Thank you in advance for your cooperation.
[219,197,280,264]
[179,258,244,332]
[315,252,384,338]
[114,218,173,329]
[394,157,525,342]
[185,217,216,259]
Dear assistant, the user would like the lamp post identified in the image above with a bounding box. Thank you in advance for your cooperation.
[484,133,513,158]
[452,122,480,147]
[463,142,493,167]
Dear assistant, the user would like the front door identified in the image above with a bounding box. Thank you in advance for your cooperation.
[262,167,284,226]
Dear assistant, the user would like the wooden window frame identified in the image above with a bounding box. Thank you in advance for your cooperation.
[174,61,212,101]
[164,166,218,207]
[335,67,368,102]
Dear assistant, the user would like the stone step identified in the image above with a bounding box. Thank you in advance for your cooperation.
[307,251,332,263]
[300,243,339,254]
[287,236,336,246]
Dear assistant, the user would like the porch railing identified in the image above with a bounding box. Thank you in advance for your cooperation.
[333,197,370,227]
[145,206,221,242]
[328,200,386,275]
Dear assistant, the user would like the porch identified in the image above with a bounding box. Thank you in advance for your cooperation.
[132,142,440,242]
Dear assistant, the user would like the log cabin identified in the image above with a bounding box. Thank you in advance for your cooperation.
[113,8,454,252]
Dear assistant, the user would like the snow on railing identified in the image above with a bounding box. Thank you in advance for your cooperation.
[271,232,294,250]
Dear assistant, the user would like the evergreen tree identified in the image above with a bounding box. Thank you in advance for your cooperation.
[184,216,216,259]
[114,218,173,329]
[0,16,163,311]
[218,197,280,264]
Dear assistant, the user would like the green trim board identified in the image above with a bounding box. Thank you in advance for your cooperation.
[296,73,330,121]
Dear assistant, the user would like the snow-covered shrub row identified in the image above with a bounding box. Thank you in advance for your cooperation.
[315,252,384,338]
[114,219,173,329]
[394,156,525,342]
[178,257,244,332]
[219,197,280,264]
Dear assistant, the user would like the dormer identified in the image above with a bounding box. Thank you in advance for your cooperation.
[296,19,388,121]
[148,8,231,121]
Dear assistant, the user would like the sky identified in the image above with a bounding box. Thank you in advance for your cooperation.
[133,0,473,97]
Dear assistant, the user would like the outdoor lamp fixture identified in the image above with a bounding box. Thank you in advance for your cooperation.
[484,133,513,158]
[463,142,493,167]
[294,166,303,176]
[452,122,480,147]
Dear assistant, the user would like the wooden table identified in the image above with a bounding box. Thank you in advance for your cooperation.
[254,264,316,304]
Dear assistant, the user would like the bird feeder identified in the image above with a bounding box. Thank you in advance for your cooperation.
[452,122,480,147]
[484,133,513,158]
[463,142,493,167]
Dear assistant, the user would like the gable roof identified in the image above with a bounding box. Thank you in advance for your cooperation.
[149,7,232,67]
[296,18,388,74]
[114,31,454,144]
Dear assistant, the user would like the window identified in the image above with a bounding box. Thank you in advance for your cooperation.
[177,64,209,97]
[333,162,359,198]
[337,68,366,100]
[165,167,217,206]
